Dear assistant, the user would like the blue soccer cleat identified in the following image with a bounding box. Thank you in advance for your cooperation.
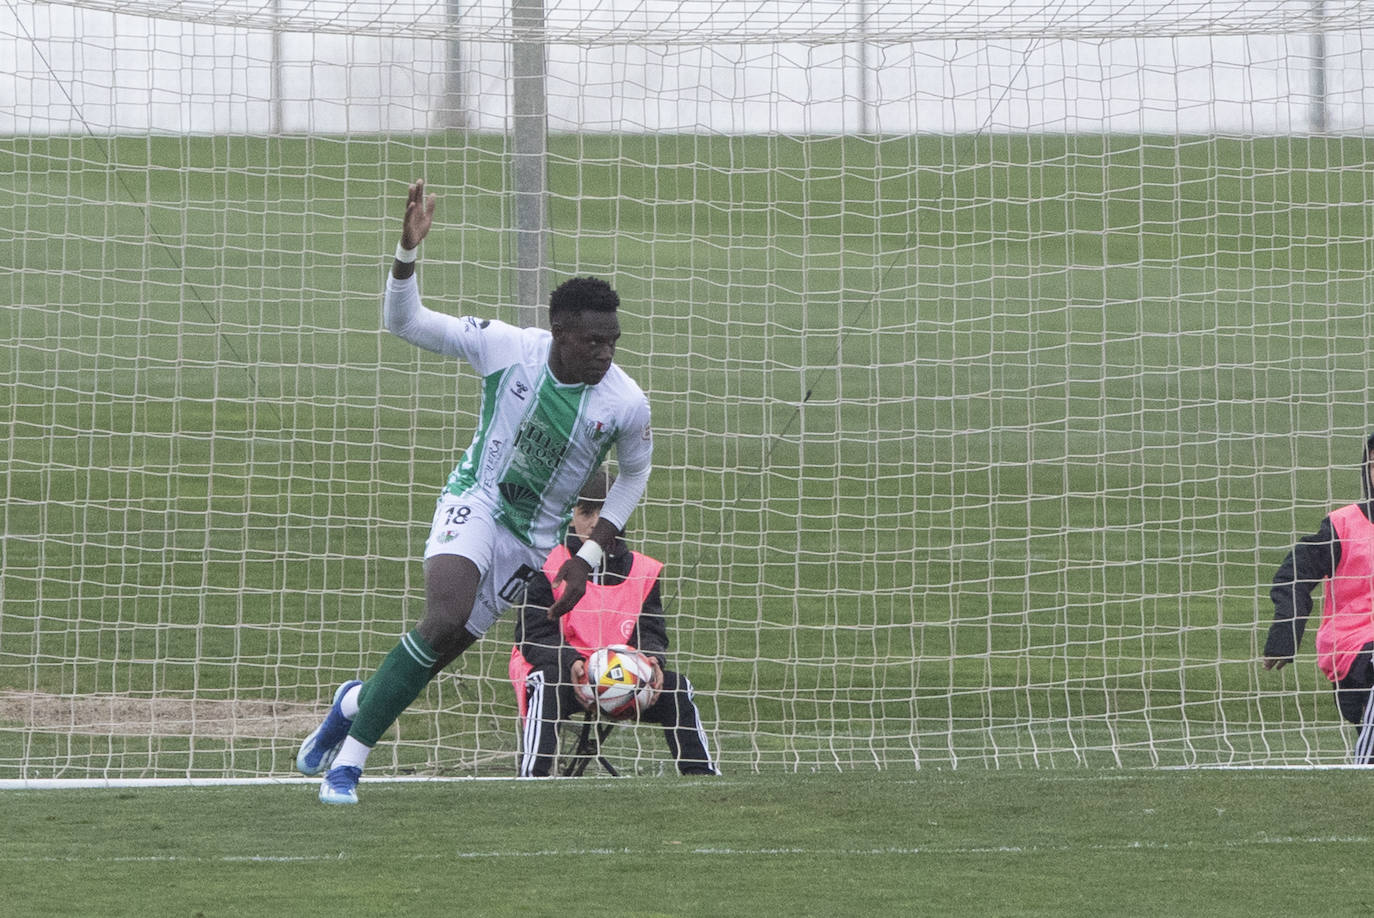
[295,679,363,776]
[318,765,361,805]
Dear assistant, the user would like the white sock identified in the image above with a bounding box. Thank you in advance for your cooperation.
[333,736,372,771]
[340,683,362,719]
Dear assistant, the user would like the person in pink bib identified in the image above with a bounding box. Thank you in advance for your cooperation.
[1265,432,1374,762]
[510,467,719,777]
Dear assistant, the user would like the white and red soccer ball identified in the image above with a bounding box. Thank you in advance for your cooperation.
[584,645,656,718]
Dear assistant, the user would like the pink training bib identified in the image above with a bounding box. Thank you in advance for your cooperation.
[1318,503,1374,681]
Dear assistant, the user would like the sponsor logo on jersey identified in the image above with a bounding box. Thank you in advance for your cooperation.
[499,480,540,518]
[513,423,568,469]
[510,380,530,400]
[483,438,504,477]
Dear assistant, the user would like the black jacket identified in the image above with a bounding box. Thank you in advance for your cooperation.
[1265,435,1374,661]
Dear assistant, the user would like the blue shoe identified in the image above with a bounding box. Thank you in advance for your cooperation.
[295,679,363,776]
[319,765,361,805]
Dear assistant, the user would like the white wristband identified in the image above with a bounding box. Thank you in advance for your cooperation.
[394,242,418,263]
[575,540,604,570]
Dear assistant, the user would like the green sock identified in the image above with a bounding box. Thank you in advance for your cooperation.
[348,629,438,747]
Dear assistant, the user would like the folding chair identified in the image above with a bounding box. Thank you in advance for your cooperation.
[558,713,619,777]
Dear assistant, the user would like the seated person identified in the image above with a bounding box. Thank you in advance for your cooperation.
[509,468,719,777]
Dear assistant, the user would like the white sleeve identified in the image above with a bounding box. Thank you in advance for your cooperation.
[382,274,528,373]
[598,395,653,532]
[382,274,465,358]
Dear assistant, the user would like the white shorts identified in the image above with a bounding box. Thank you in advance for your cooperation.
[423,493,549,637]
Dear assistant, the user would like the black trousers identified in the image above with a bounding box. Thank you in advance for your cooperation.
[1333,642,1374,725]
[517,665,719,777]
[1332,642,1374,764]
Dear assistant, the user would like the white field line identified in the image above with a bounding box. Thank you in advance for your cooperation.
[0,775,754,789]
[3,763,1365,790]
[0,835,1367,865]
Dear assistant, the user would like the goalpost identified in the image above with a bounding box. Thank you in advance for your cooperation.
[3,0,1374,781]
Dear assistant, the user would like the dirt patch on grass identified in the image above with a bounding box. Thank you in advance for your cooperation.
[0,691,321,738]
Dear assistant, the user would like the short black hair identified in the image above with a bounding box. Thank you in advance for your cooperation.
[549,276,619,321]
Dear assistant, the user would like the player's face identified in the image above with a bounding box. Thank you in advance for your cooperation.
[550,310,620,386]
[571,504,601,539]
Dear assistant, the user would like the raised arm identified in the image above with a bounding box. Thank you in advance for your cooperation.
[380,180,469,357]
[391,179,436,281]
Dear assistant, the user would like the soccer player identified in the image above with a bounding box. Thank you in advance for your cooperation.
[295,179,654,804]
[509,466,719,777]
[1264,432,1374,763]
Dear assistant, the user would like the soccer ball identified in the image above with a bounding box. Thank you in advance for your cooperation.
[584,645,655,719]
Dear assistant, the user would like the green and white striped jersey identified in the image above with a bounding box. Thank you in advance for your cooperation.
[384,275,652,550]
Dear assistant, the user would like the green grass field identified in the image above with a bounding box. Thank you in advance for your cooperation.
[3,131,1374,783]
[7,770,1370,917]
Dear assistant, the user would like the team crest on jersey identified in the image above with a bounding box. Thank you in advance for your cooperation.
[583,418,609,441]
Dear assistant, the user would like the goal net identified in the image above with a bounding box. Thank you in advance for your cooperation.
[4,0,1374,780]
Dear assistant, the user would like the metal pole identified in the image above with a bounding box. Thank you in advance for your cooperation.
[442,0,467,129]
[1310,0,1328,134]
[858,0,871,135]
[271,0,284,133]
[511,0,548,327]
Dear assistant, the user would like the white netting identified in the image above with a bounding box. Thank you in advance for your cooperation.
[3,0,1374,779]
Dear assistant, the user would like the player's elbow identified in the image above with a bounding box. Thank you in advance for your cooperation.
[382,304,402,336]
[381,297,408,337]
[382,308,427,347]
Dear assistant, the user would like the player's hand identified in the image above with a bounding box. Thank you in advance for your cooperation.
[1262,656,1290,671]
[639,657,664,711]
[547,556,591,619]
[570,658,595,712]
[400,179,436,249]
